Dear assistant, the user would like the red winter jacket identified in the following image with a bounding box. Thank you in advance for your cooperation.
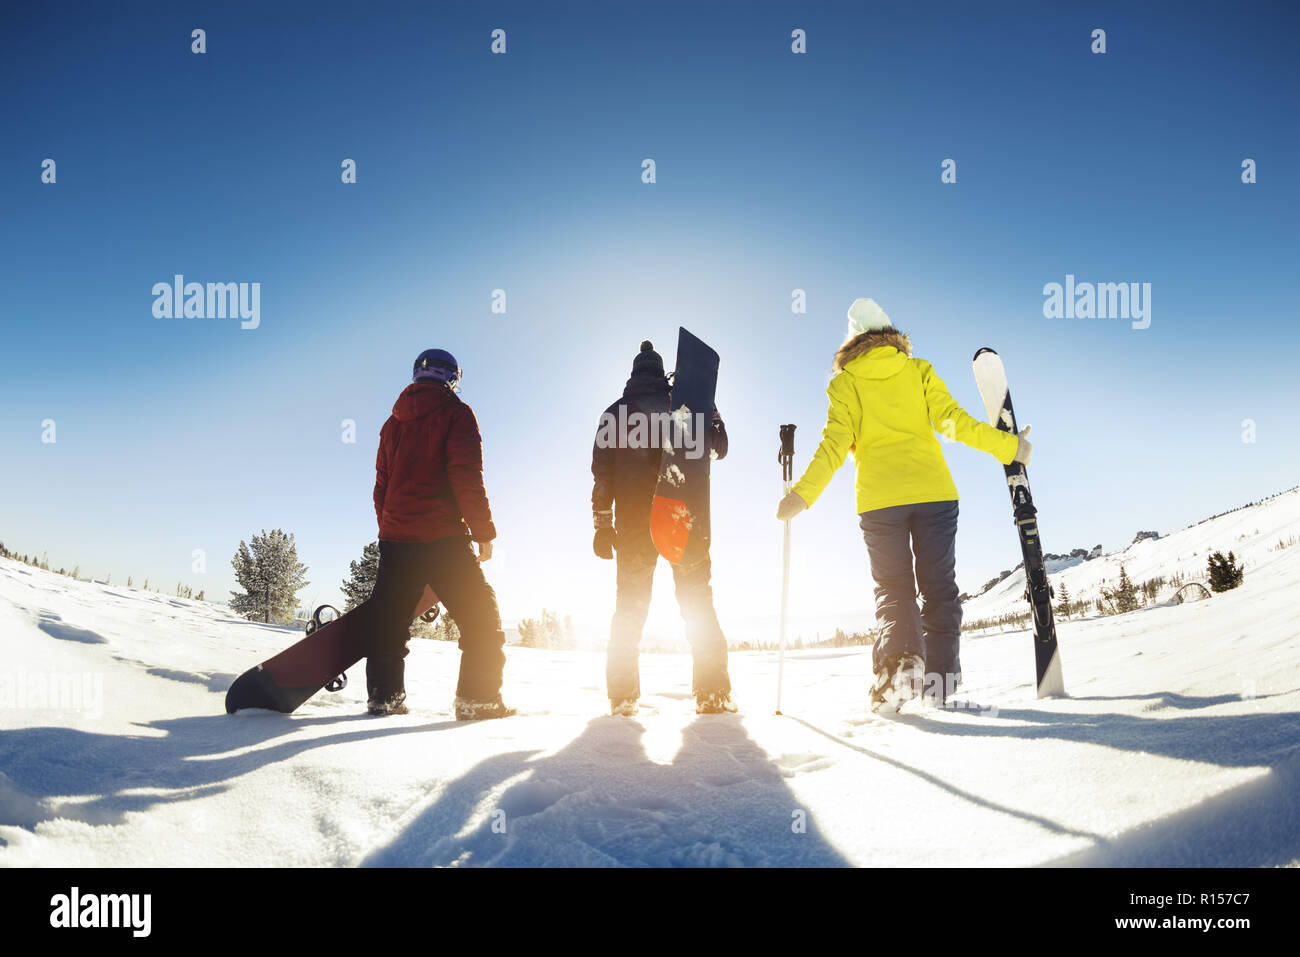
[374,382,497,543]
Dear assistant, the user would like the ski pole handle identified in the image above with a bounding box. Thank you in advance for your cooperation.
[778,424,796,485]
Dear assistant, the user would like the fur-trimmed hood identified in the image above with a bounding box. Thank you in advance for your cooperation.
[833,328,913,373]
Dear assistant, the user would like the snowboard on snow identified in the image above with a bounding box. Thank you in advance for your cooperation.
[650,327,720,566]
[972,347,1066,698]
[225,585,440,714]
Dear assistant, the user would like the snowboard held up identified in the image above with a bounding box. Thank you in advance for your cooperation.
[224,585,439,714]
[972,347,1065,698]
[650,327,720,566]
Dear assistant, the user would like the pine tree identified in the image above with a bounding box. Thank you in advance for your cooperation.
[339,541,445,637]
[1114,565,1138,613]
[195,590,205,602]
[430,613,461,642]
[1207,550,1244,592]
[1055,580,1071,620]
[230,529,310,624]
[340,541,381,611]
[517,609,572,649]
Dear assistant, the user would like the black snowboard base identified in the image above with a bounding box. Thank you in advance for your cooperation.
[224,666,321,715]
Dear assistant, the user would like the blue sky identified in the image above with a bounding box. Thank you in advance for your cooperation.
[2,1,1297,641]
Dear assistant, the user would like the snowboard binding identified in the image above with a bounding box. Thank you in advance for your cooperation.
[305,605,348,692]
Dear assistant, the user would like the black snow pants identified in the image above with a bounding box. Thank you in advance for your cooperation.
[364,537,506,703]
[859,500,962,693]
[606,529,730,701]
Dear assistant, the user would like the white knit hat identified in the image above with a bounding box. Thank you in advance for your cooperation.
[846,298,893,337]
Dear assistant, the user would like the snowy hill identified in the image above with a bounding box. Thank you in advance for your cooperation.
[963,486,1300,626]
[2,529,1299,867]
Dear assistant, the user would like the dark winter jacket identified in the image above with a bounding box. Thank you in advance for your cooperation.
[591,373,727,533]
[374,381,497,543]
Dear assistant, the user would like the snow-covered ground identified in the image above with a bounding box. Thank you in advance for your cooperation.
[963,486,1300,624]
[2,490,1300,866]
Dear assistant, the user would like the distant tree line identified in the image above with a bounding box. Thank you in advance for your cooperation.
[967,548,1246,634]
[1,540,204,600]
[517,609,576,649]
[731,627,880,651]
[1183,485,1299,530]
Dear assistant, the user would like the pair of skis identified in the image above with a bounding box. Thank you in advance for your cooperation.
[973,348,1065,698]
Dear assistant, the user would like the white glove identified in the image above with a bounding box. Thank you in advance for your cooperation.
[1013,425,1033,467]
[776,491,808,521]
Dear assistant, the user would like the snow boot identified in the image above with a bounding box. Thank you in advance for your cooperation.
[922,669,960,709]
[454,696,517,721]
[695,690,738,714]
[870,652,924,714]
[610,698,639,717]
[367,691,409,716]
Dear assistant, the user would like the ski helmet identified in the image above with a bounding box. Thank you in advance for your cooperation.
[412,348,461,388]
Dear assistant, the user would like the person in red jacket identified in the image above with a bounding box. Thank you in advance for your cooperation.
[366,348,512,720]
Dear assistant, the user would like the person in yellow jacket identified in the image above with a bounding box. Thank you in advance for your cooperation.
[776,298,1032,713]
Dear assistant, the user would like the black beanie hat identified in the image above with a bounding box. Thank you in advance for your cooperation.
[631,339,665,377]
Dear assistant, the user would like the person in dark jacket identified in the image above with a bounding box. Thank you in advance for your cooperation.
[591,340,734,716]
[365,348,512,720]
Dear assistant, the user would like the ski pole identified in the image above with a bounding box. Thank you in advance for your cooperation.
[776,423,796,714]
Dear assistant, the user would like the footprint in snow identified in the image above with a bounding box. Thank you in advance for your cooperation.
[497,778,570,818]
[774,752,835,777]
[34,610,108,644]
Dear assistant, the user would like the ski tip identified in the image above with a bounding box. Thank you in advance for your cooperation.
[972,346,998,362]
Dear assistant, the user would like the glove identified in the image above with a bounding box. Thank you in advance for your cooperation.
[776,491,807,522]
[593,509,615,559]
[1013,425,1033,467]
[593,527,616,560]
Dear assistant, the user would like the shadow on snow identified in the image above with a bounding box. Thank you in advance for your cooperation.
[0,711,463,832]
[363,715,849,867]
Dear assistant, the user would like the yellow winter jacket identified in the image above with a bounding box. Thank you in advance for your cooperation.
[793,346,1019,514]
